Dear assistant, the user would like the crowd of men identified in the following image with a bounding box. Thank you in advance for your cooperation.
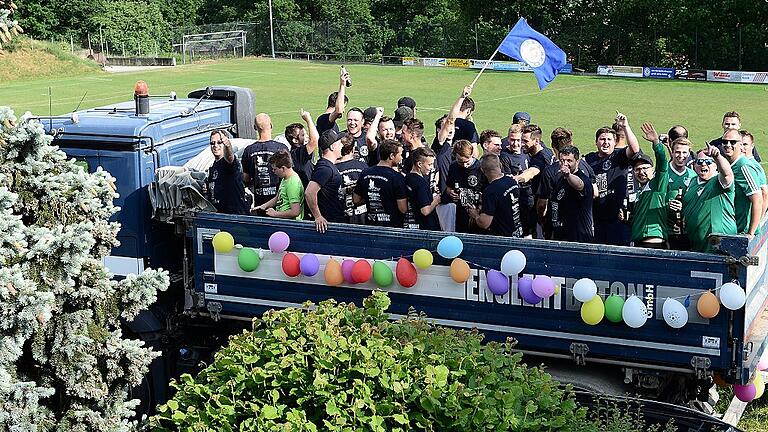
[205,68,766,253]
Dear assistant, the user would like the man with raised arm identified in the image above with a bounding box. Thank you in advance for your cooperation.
[629,123,670,248]
[365,107,396,166]
[315,68,350,134]
[681,144,736,252]
[205,129,248,215]
[285,109,319,188]
[548,146,594,243]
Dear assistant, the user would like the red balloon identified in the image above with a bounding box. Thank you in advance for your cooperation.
[282,253,301,277]
[351,259,372,283]
[396,257,418,288]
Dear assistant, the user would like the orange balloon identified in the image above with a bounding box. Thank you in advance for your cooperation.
[450,258,471,283]
[697,290,720,319]
[324,258,344,286]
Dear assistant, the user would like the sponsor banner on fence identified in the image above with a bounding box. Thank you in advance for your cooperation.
[741,72,768,84]
[675,69,707,81]
[494,61,530,72]
[643,67,675,79]
[422,57,446,67]
[597,65,644,78]
[447,58,470,68]
[707,70,742,82]
[401,57,417,66]
[469,59,495,69]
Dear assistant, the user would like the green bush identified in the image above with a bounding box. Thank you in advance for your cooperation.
[148,291,587,431]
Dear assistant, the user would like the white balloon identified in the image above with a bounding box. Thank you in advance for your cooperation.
[662,298,689,329]
[573,278,598,303]
[622,295,648,328]
[500,250,527,276]
[720,282,746,310]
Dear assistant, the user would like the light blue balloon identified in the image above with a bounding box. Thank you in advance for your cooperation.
[437,235,463,259]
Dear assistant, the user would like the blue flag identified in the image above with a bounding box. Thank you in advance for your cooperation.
[497,18,567,90]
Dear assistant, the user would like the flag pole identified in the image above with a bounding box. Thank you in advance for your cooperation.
[470,47,500,88]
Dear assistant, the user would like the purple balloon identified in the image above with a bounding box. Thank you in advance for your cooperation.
[532,275,555,298]
[268,231,290,253]
[734,383,757,402]
[486,270,509,296]
[300,254,320,277]
[341,259,355,283]
[518,277,543,305]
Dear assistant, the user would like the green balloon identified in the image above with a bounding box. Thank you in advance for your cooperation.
[238,247,261,272]
[372,261,394,287]
[604,295,625,323]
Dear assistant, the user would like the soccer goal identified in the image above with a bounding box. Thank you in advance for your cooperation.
[181,30,247,64]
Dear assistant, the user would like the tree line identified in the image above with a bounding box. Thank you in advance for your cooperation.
[15,0,768,71]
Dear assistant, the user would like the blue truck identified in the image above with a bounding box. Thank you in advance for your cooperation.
[44,84,766,429]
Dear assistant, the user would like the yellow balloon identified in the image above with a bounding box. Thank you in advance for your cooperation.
[755,372,765,399]
[212,231,235,253]
[413,249,433,269]
[581,295,605,325]
[449,258,471,283]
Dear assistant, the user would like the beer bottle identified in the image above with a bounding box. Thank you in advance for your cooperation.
[673,188,683,235]
[341,65,352,87]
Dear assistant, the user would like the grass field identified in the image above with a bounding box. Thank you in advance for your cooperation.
[4,55,768,430]
[3,57,768,160]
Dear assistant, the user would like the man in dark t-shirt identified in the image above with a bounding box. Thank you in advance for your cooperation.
[206,130,248,215]
[353,139,408,228]
[584,113,641,245]
[316,69,349,134]
[550,146,594,243]
[285,109,319,188]
[405,147,441,230]
[453,95,479,143]
[305,130,346,232]
[467,154,523,237]
[336,136,368,224]
[242,113,287,206]
[342,107,369,164]
[446,140,484,233]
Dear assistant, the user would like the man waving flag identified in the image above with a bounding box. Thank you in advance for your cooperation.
[471,17,567,91]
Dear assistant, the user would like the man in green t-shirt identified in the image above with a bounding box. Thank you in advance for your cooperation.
[629,123,669,248]
[253,150,305,220]
[665,137,697,250]
[741,130,768,216]
[721,129,762,238]
[681,144,736,252]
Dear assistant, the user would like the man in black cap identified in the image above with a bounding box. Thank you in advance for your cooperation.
[398,96,417,114]
[393,106,414,138]
[513,111,531,126]
[629,123,670,248]
[363,107,378,131]
[305,130,345,233]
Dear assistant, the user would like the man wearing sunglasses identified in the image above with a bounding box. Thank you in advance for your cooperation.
[205,130,248,215]
[720,129,763,239]
[711,111,761,162]
[680,144,736,252]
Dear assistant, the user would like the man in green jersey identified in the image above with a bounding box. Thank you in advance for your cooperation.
[720,129,762,239]
[741,130,768,215]
[253,150,305,220]
[629,123,670,248]
[681,144,736,252]
[665,137,697,250]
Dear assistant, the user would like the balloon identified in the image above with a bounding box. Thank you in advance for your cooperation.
[755,373,765,399]
[697,290,720,319]
[300,254,320,277]
[518,277,542,305]
[396,258,418,288]
[532,275,555,298]
[573,278,598,303]
[486,270,509,296]
[373,261,394,287]
[212,231,235,253]
[324,258,344,286]
[237,247,262,272]
[341,260,356,283]
[282,252,301,277]
[581,295,605,325]
[758,358,768,372]
[500,250,527,276]
[351,260,372,284]
[662,298,689,329]
[268,231,290,253]
[413,249,433,269]
[437,236,463,259]
[622,295,648,328]
[450,258,471,283]
[604,295,625,323]
[713,373,728,388]
[720,282,746,310]
[734,383,757,402]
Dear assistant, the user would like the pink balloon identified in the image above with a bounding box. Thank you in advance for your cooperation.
[758,359,768,372]
[734,383,757,402]
[518,277,542,305]
[341,259,355,283]
[269,231,290,253]
[532,275,555,298]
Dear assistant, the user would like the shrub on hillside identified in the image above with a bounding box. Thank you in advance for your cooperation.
[149,291,587,431]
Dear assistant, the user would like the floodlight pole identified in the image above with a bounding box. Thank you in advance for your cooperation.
[268,0,276,58]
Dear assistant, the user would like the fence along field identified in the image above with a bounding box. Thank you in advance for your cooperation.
[2,57,766,164]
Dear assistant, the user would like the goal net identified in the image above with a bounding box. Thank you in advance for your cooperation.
[181,30,247,63]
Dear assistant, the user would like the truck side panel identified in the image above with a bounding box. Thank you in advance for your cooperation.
[193,214,753,381]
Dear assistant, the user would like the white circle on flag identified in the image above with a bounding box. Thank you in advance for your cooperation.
[520,39,546,68]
